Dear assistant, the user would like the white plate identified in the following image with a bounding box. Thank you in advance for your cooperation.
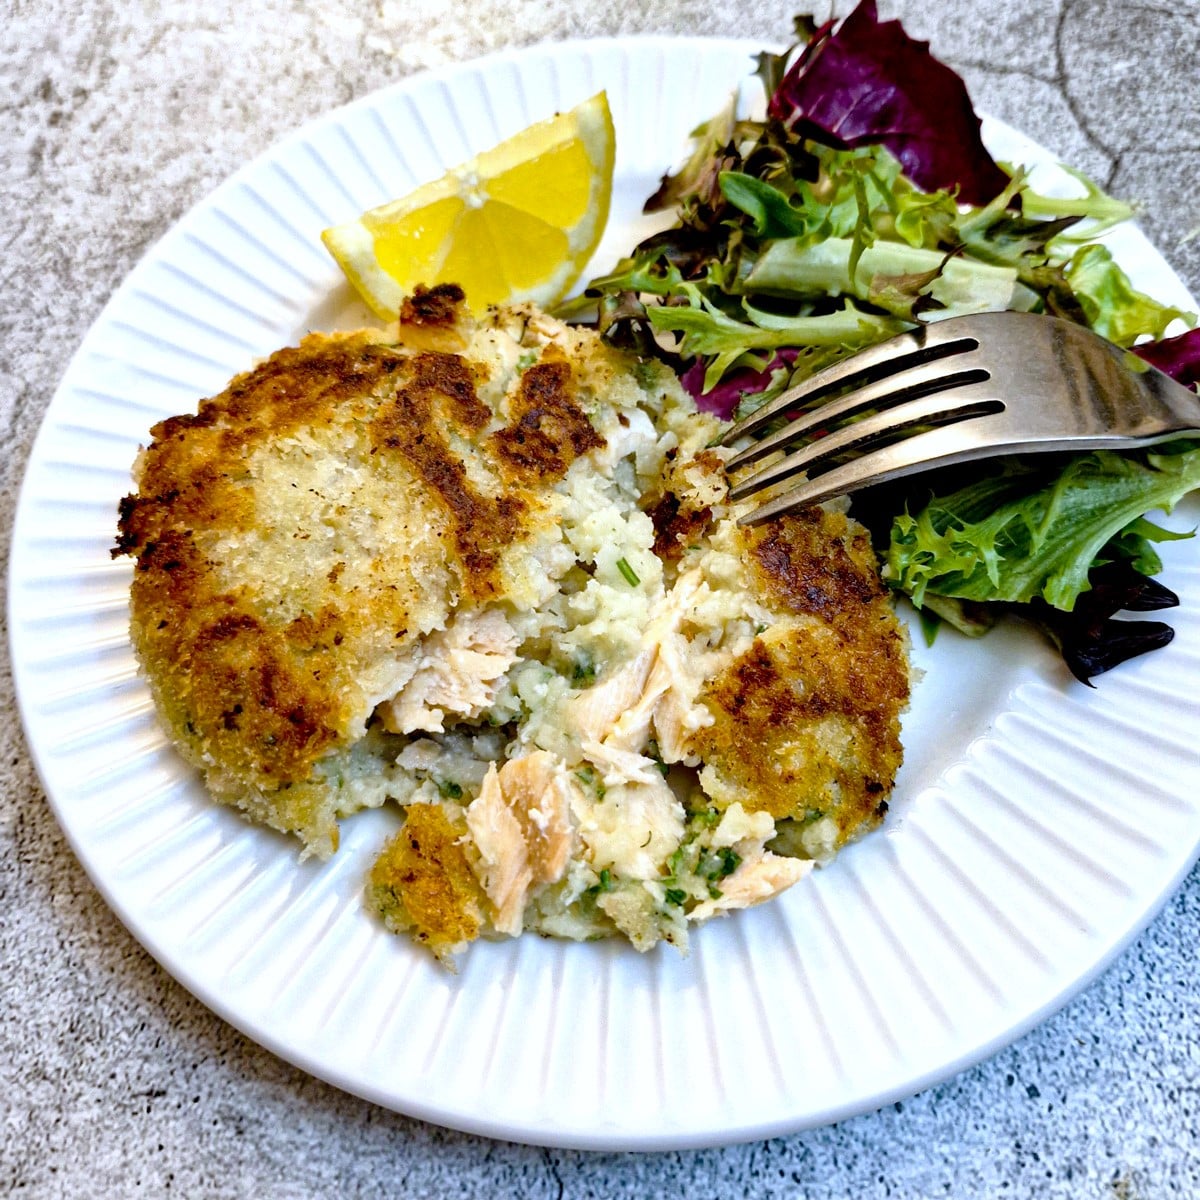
[10,37,1200,1151]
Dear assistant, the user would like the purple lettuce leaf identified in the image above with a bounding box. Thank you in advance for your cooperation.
[681,349,801,420]
[1020,561,1179,685]
[768,0,1010,205]
[1132,325,1200,389]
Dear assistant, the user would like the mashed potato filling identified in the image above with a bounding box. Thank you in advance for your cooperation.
[115,289,908,968]
[362,308,909,965]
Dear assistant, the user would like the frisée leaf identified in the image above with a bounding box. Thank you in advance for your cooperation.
[885,447,1200,612]
[1065,244,1192,346]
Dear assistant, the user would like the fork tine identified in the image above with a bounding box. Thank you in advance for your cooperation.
[724,361,991,473]
[727,386,1003,501]
[718,323,980,452]
[737,417,1009,525]
[727,308,1200,525]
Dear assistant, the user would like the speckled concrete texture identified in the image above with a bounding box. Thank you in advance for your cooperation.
[3,1,1199,1195]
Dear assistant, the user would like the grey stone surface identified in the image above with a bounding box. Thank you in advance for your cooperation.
[3,0,1198,1195]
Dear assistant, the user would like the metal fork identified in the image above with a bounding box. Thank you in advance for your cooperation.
[721,310,1200,525]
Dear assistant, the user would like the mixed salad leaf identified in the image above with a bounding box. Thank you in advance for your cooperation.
[565,0,1200,682]
[1134,325,1200,388]
[885,448,1200,611]
[764,1,1010,204]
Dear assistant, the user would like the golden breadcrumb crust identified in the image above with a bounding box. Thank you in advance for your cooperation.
[113,310,606,855]
[695,506,908,846]
[367,803,488,964]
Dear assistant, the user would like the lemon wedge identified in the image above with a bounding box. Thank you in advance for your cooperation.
[322,91,615,318]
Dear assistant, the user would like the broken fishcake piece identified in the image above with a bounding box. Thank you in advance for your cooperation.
[114,288,909,966]
[695,506,909,863]
[366,436,910,966]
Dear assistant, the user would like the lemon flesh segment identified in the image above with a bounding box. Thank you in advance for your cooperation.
[485,140,594,227]
[369,194,464,285]
[320,91,615,318]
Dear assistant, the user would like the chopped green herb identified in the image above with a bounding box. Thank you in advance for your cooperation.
[646,739,670,775]
[664,887,688,907]
[571,650,597,686]
[703,846,741,881]
[574,766,606,800]
[615,557,640,586]
[437,779,463,800]
[633,358,661,389]
[516,349,539,370]
[584,867,614,900]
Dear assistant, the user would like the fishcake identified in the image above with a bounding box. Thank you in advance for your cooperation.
[115,296,601,855]
[115,293,910,963]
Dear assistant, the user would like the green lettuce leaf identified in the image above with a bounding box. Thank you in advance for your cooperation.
[718,172,811,239]
[745,236,1036,320]
[646,296,902,389]
[1065,244,1194,346]
[1017,163,1136,240]
[886,446,1200,611]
